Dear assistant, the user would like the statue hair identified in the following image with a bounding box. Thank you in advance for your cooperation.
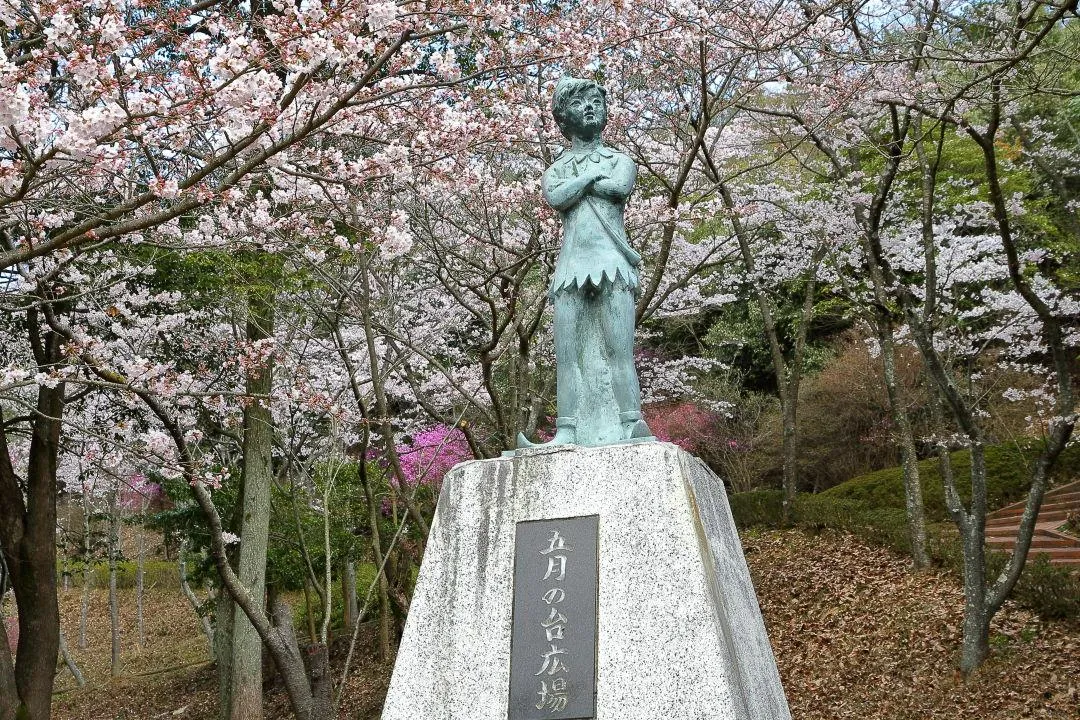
[552,75,607,139]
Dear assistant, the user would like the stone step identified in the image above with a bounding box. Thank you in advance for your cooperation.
[986,485,1080,517]
[986,535,1079,550]
[987,508,1071,528]
[990,500,1078,520]
[996,498,1077,515]
[1049,557,1080,567]
[1046,480,1080,495]
[995,547,1080,562]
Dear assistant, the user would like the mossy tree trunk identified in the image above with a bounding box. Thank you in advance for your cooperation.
[228,290,276,720]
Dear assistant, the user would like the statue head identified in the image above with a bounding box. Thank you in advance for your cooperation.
[552,75,608,140]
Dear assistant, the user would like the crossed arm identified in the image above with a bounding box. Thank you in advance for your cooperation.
[542,154,637,212]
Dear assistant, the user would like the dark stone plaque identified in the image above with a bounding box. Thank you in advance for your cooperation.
[508,515,598,720]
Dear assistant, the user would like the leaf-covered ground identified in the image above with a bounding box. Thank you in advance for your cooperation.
[746,529,1079,719]
[43,529,1080,719]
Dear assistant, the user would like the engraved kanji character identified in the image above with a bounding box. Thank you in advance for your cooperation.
[542,587,566,605]
[534,643,569,676]
[543,554,566,581]
[540,530,571,555]
[535,678,569,712]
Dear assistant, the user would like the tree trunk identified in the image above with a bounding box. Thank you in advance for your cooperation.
[228,291,276,720]
[342,560,358,632]
[330,314,393,656]
[78,563,92,652]
[876,321,929,568]
[179,540,215,654]
[780,397,798,523]
[308,643,332,720]
[359,463,392,661]
[216,591,236,720]
[59,630,85,687]
[108,480,122,677]
[0,613,17,720]
[959,519,990,675]
[268,593,318,719]
[719,183,822,524]
[136,505,146,648]
[301,575,318,644]
[0,325,65,720]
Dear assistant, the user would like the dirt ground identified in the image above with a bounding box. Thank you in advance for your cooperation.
[33,528,1080,719]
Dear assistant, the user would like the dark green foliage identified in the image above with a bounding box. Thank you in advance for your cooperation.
[704,288,849,394]
[818,442,1080,522]
[1014,554,1080,619]
[728,442,1080,620]
[727,489,784,529]
[295,562,380,631]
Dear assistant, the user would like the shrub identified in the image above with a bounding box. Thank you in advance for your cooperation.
[62,560,180,590]
[728,442,1080,621]
[295,562,381,633]
[819,442,1080,522]
[727,489,784,528]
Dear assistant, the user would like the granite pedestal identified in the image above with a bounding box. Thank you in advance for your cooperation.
[381,442,791,720]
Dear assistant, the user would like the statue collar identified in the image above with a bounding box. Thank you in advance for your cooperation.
[561,145,616,166]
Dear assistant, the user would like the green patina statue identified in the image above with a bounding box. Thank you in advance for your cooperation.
[517,75,653,448]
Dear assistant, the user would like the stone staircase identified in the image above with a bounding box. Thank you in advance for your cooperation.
[985,480,1080,567]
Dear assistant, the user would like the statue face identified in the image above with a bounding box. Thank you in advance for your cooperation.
[563,87,607,138]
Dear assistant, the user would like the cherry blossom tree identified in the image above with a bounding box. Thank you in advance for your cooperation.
[825,0,1079,673]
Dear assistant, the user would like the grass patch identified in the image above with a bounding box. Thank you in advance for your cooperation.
[60,561,179,590]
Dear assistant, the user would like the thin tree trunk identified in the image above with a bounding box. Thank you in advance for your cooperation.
[330,318,394,655]
[228,291,276,720]
[302,575,318,644]
[358,258,430,541]
[108,482,122,678]
[58,630,85,687]
[179,540,214,654]
[216,591,236,720]
[360,466,392,661]
[79,490,92,650]
[959,520,990,675]
[136,502,146,648]
[719,184,822,524]
[779,398,798,521]
[876,321,929,567]
[342,560,358,632]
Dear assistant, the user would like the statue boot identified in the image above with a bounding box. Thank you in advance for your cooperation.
[516,416,577,449]
[620,410,652,440]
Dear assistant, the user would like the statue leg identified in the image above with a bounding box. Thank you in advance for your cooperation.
[517,288,583,448]
[551,288,584,443]
[599,282,651,439]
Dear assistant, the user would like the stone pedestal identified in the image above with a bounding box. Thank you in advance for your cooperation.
[381,442,791,720]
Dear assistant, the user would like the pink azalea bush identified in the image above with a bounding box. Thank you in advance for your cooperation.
[643,402,720,455]
[395,424,474,489]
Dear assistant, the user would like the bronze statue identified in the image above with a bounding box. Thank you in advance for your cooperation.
[518,75,652,448]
